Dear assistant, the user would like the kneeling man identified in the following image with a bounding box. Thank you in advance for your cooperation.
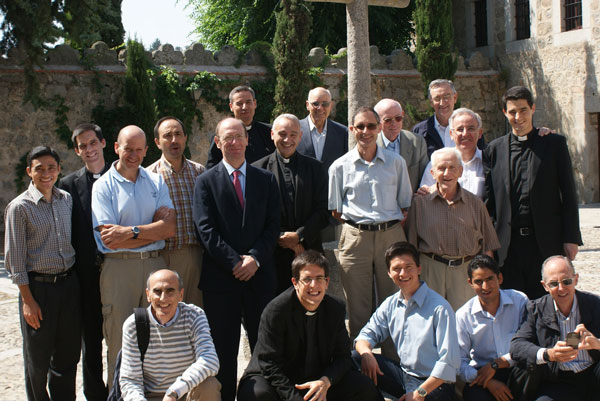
[120,269,221,401]
[238,250,381,401]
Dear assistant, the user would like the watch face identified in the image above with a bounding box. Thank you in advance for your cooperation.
[417,388,427,397]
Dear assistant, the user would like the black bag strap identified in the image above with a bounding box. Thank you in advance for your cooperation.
[134,307,150,362]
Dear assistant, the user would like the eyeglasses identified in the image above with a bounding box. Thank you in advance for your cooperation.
[309,101,331,108]
[383,116,403,124]
[353,123,378,131]
[219,134,246,144]
[545,278,574,288]
[298,276,327,285]
[432,94,453,103]
[453,126,479,134]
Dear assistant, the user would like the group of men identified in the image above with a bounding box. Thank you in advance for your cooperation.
[4,80,599,401]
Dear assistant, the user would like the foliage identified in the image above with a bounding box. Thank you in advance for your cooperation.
[413,0,456,96]
[60,0,124,49]
[149,38,162,51]
[272,0,311,118]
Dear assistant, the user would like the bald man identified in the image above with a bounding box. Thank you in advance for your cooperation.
[91,125,176,385]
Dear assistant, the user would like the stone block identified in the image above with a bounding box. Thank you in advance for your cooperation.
[118,48,153,65]
[386,49,414,70]
[331,48,347,69]
[457,55,467,71]
[308,47,326,67]
[467,52,490,70]
[46,44,80,65]
[184,43,216,65]
[153,44,184,65]
[214,45,240,66]
[83,41,118,65]
[369,45,387,69]
[244,43,272,66]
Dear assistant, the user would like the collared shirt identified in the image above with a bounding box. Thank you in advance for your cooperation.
[328,146,412,224]
[222,160,247,198]
[420,148,484,198]
[381,131,401,155]
[91,161,174,254]
[356,281,460,382]
[456,289,528,382]
[148,156,205,250]
[434,115,455,148]
[4,183,75,285]
[405,185,500,257]
[308,117,327,161]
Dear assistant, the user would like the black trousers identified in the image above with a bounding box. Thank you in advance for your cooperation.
[501,231,547,300]
[535,362,600,400]
[21,271,81,401]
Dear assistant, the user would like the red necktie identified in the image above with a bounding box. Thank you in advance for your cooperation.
[233,170,244,208]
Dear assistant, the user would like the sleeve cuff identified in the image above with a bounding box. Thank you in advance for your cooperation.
[12,272,29,286]
[460,366,477,383]
[536,348,548,365]
[501,353,515,367]
[431,361,457,383]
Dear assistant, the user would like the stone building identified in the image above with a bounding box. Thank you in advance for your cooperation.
[452,0,600,203]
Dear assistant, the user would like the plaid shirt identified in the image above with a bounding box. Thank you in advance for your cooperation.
[4,182,75,285]
[148,156,205,250]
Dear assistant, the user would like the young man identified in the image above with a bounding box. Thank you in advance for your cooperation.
[354,242,460,401]
[5,146,81,401]
[456,255,528,401]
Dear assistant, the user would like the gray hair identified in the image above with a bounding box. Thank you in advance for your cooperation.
[272,113,300,128]
[428,79,457,99]
[374,98,403,115]
[449,108,482,130]
[307,87,332,100]
[431,147,462,169]
[146,269,184,291]
[541,255,576,281]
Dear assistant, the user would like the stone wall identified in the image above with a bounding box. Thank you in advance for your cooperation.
[0,41,504,229]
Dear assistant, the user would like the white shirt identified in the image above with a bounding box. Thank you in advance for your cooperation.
[308,117,327,161]
[434,115,455,148]
[420,148,484,198]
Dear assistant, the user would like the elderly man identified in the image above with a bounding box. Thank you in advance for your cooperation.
[374,98,428,193]
[329,106,412,355]
[405,148,500,310]
[120,269,221,401]
[148,116,205,306]
[412,79,485,157]
[253,114,329,294]
[355,242,460,401]
[207,85,275,168]
[298,87,348,171]
[510,256,600,400]
[237,251,381,401]
[92,125,176,385]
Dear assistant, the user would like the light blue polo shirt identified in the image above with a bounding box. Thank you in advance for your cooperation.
[91,161,174,253]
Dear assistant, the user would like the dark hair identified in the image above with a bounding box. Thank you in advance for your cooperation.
[229,85,256,103]
[291,250,330,279]
[27,146,60,167]
[153,116,185,138]
[72,123,103,146]
[351,106,380,125]
[467,254,500,279]
[385,242,419,269]
[502,86,534,109]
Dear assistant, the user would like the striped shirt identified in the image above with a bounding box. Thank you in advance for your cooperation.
[554,296,593,372]
[4,183,75,285]
[148,156,205,250]
[120,302,219,400]
[405,185,500,257]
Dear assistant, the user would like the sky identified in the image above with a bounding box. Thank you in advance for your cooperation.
[122,0,199,49]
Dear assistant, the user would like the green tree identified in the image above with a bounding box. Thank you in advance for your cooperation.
[60,0,124,49]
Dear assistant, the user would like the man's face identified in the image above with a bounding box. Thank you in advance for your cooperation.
[155,119,187,162]
[468,267,502,305]
[292,264,330,311]
[503,99,536,136]
[541,258,578,310]
[388,254,421,294]
[115,130,147,171]
[215,118,248,164]
[378,102,404,142]
[26,155,60,194]
[272,117,302,159]
[430,84,458,124]
[229,91,257,126]
[450,114,482,155]
[74,130,106,165]
[306,89,333,127]
[431,153,463,192]
[146,270,184,325]
[350,111,380,149]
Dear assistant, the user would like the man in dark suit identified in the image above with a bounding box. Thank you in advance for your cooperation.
[297,87,348,171]
[206,85,275,168]
[193,117,281,401]
[510,256,600,400]
[58,123,109,401]
[237,250,382,401]
[484,86,582,299]
[253,114,329,294]
[412,79,485,157]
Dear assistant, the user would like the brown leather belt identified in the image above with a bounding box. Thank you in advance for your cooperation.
[424,253,474,267]
[104,251,161,260]
[345,220,399,232]
[29,269,73,283]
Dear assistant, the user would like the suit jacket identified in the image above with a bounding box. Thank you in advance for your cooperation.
[206,121,274,169]
[242,287,352,401]
[297,116,348,171]
[483,131,582,265]
[376,130,429,193]
[252,152,329,252]
[192,161,281,293]
[510,290,600,375]
[412,115,485,158]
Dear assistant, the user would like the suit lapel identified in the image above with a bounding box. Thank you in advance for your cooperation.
[74,167,93,227]
[528,132,546,190]
[540,296,560,332]
[300,119,317,158]
[294,154,307,220]
[499,135,511,199]
[427,116,444,149]
[399,131,413,161]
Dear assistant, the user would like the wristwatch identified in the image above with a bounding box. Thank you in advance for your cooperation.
[131,226,140,239]
[543,349,550,362]
[491,360,499,370]
[416,386,427,397]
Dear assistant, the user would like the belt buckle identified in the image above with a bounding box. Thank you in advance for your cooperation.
[448,257,462,267]
[519,227,530,236]
[376,223,384,231]
[140,252,149,260]
[52,275,58,284]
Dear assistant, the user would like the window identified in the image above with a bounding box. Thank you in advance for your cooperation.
[515,0,531,40]
[564,0,582,31]
[474,0,488,47]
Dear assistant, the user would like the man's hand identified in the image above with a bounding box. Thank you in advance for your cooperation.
[99,224,133,249]
[563,243,578,261]
[331,210,344,224]
[575,324,600,350]
[470,362,496,388]
[548,341,579,362]
[295,376,330,401]
[358,351,383,385]
[162,395,177,401]
[22,297,43,329]
[486,379,513,401]
[416,185,431,196]
[293,243,305,256]
[537,127,556,137]
[278,232,300,250]
[232,255,258,281]
[153,206,173,222]
[399,391,422,401]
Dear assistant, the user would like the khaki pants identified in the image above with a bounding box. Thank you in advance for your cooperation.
[420,253,474,311]
[146,376,222,401]
[100,254,167,387]
[161,244,204,307]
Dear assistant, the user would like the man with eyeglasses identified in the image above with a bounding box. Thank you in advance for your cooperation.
[237,250,382,401]
[193,117,280,401]
[510,255,600,400]
[374,99,428,193]
[412,79,485,157]
[328,106,412,358]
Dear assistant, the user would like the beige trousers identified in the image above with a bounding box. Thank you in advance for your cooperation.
[420,253,475,311]
[160,244,204,307]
